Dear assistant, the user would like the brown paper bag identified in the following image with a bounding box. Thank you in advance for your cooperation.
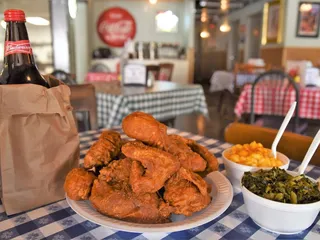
[0,77,79,215]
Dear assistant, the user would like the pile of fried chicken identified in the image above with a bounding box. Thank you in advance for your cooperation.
[64,112,219,224]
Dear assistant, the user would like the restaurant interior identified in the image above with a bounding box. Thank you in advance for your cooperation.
[1,0,320,239]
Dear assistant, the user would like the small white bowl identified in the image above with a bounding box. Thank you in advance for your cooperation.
[222,148,290,189]
[241,170,320,234]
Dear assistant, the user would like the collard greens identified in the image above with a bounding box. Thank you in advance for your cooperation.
[242,168,320,204]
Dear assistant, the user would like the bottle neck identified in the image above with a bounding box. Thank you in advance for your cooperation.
[3,21,35,67]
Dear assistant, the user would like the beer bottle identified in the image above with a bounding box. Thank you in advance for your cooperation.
[0,9,50,88]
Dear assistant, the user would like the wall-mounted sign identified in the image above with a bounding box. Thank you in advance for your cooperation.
[97,7,136,47]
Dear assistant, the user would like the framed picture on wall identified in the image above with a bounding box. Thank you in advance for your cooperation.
[262,0,284,44]
[296,2,320,38]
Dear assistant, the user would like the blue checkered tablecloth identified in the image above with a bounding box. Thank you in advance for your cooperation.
[236,74,257,87]
[96,85,208,128]
[0,128,320,240]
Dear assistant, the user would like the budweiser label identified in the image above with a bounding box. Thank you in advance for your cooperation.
[4,40,32,56]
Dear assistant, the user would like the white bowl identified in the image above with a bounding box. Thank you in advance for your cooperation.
[241,170,320,234]
[222,148,290,189]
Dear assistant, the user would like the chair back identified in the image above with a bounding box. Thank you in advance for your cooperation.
[159,63,174,81]
[146,65,160,81]
[69,84,98,131]
[224,122,320,166]
[209,70,235,93]
[250,70,300,131]
[51,70,77,85]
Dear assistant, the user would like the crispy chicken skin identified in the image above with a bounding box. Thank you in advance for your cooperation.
[84,131,122,169]
[99,158,132,184]
[164,168,211,216]
[64,168,96,200]
[89,158,172,223]
[182,138,219,175]
[122,141,180,194]
[167,135,206,172]
[122,112,168,149]
[64,112,218,223]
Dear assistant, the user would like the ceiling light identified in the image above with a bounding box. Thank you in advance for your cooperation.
[200,30,210,38]
[201,8,208,23]
[68,0,77,19]
[200,1,207,7]
[221,0,229,11]
[149,0,157,4]
[26,17,50,26]
[1,20,6,29]
[220,23,231,32]
[300,3,312,12]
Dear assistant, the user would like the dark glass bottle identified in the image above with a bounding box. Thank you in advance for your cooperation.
[0,9,50,88]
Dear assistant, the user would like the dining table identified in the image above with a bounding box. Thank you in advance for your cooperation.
[92,81,208,128]
[234,84,320,120]
[0,127,319,240]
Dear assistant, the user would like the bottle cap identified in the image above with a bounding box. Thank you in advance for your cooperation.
[4,9,26,22]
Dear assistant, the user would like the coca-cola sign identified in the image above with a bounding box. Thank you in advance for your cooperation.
[97,7,136,47]
[4,40,32,56]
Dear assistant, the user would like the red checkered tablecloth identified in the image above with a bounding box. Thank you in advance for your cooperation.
[235,84,320,119]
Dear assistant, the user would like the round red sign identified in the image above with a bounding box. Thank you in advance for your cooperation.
[97,7,137,47]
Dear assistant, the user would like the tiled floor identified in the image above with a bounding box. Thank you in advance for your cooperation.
[173,89,320,142]
[173,91,235,141]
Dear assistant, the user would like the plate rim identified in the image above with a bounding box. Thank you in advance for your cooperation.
[66,171,233,233]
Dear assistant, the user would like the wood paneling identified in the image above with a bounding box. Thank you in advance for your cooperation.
[238,49,244,63]
[283,48,320,66]
[260,47,283,68]
[260,47,320,68]
[200,50,227,82]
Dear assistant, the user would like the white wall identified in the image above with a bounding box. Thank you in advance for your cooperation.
[183,0,195,48]
[228,0,320,48]
[228,0,267,24]
[228,0,268,63]
[91,0,187,52]
[284,0,320,47]
[75,2,89,83]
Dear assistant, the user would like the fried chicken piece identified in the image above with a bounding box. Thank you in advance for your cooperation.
[99,158,132,184]
[64,168,96,200]
[182,138,219,176]
[122,112,169,149]
[84,131,121,169]
[89,159,173,223]
[164,168,211,216]
[122,141,180,193]
[167,135,206,172]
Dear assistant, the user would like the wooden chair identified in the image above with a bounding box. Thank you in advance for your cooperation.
[69,84,98,131]
[159,63,174,81]
[146,65,160,80]
[224,122,320,166]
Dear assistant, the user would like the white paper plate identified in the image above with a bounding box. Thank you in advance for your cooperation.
[66,171,233,233]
